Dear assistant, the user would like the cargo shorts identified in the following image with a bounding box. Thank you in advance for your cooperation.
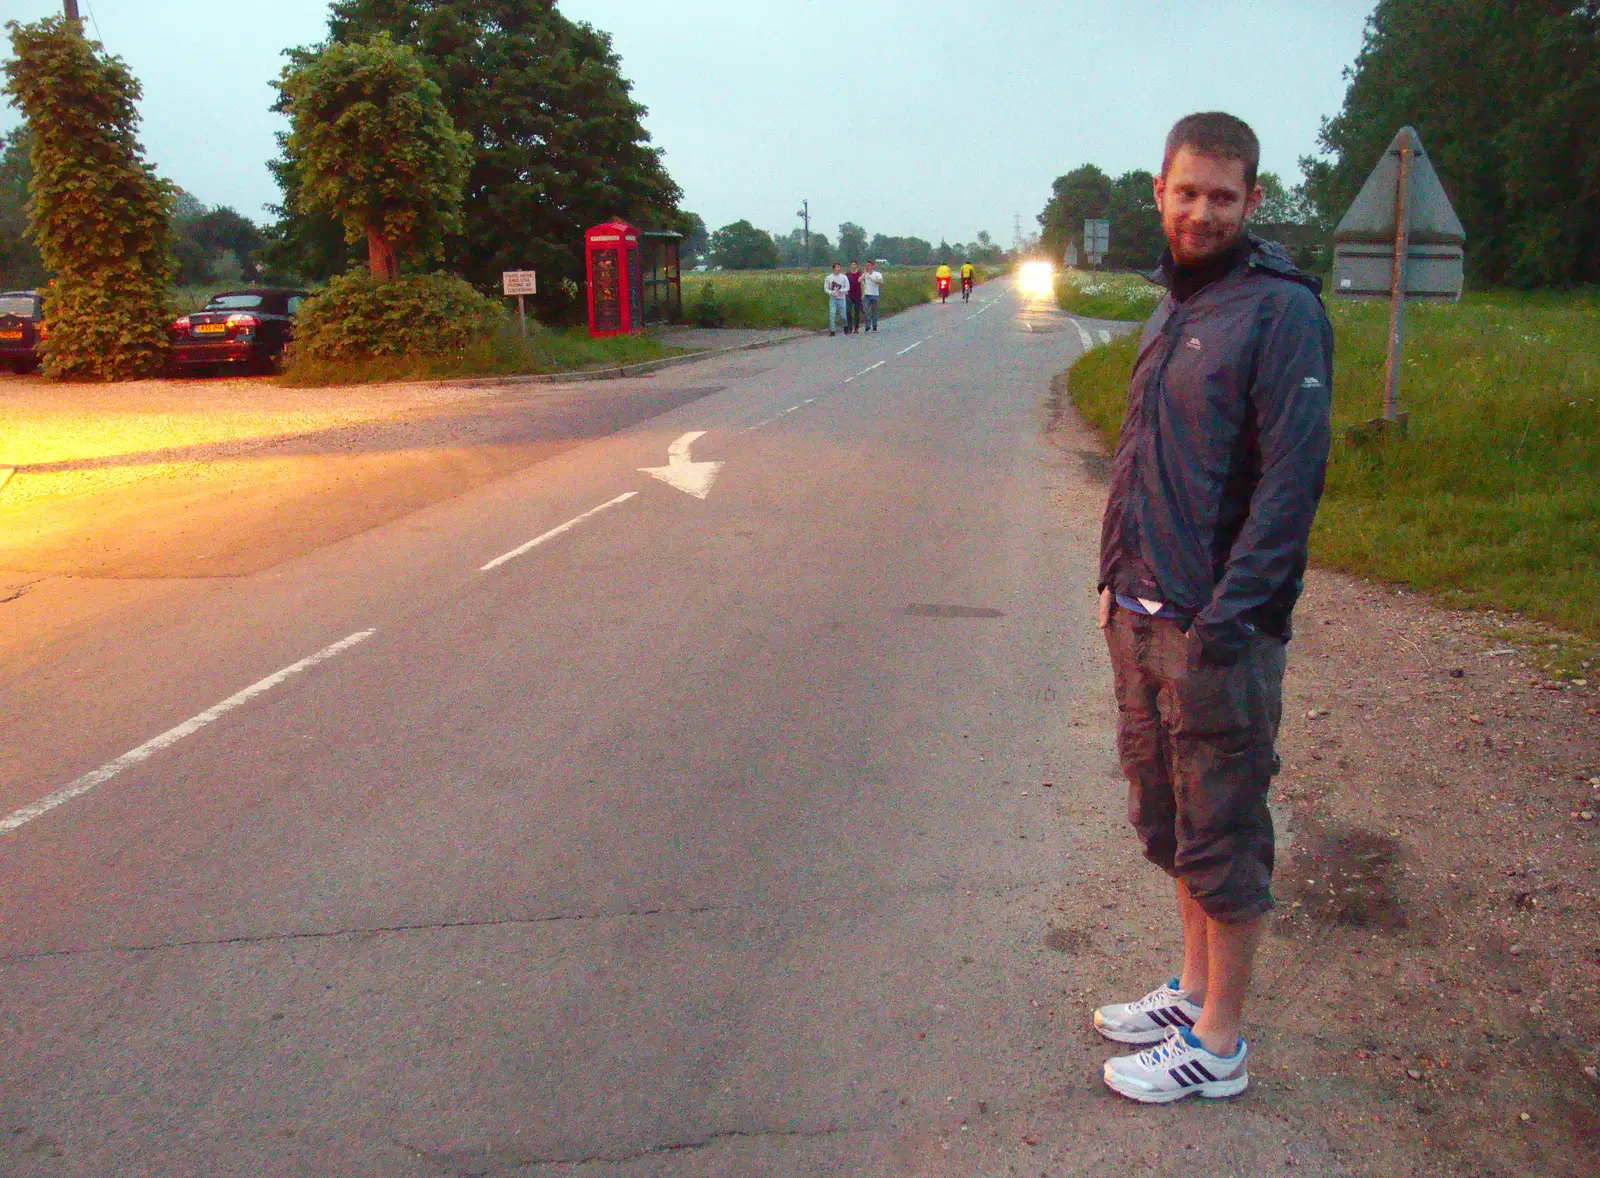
[1104,604,1286,923]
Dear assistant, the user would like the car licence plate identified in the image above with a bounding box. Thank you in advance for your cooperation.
[194,323,226,334]
[0,330,23,340]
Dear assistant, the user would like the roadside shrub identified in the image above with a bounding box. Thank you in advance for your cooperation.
[287,270,504,364]
[691,282,726,328]
[4,17,173,380]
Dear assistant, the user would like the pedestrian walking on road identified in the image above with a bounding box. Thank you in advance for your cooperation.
[862,261,883,331]
[1092,111,1333,1105]
[823,263,849,336]
[845,260,865,334]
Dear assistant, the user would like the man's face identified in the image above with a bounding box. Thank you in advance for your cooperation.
[849,262,860,272]
[831,264,841,273]
[1153,147,1262,266]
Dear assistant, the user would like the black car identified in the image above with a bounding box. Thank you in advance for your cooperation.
[0,289,44,373]
[169,288,309,372]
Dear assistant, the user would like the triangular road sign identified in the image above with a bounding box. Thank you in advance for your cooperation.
[1335,127,1465,245]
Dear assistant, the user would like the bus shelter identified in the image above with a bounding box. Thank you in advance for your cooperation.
[638,230,683,327]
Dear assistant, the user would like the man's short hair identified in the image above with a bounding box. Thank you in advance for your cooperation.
[1163,112,1260,189]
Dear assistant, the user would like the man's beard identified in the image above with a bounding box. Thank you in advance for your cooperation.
[1165,214,1246,267]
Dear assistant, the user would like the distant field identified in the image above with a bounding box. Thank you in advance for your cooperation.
[1063,287,1600,673]
[681,267,992,330]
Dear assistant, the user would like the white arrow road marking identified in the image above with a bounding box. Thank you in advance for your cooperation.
[1071,319,1095,352]
[480,492,638,571]
[1097,328,1113,344]
[639,431,724,500]
[1,629,377,836]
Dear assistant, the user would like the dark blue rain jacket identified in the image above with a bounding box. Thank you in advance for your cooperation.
[1098,236,1333,663]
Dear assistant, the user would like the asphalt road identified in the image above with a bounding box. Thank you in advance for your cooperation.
[0,285,1341,1176]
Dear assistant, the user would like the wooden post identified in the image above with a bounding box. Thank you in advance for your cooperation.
[517,294,526,340]
[63,0,81,20]
[1383,129,1413,422]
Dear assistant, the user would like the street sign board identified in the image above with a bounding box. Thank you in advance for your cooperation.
[502,270,538,296]
[1333,128,1464,301]
[1332,126,1468,429]
[1083,219,1110,256]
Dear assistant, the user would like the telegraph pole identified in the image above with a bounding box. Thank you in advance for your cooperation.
[64,1,81,20]
[796,200,810,268]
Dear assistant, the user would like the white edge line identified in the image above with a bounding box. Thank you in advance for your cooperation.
[0,629,377,836]
[896,340,923,355]
[480,492,637,571]
[1072,319,1094,352]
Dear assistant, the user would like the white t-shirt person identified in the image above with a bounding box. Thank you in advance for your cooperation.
[823,269,849,299]
[862,267,884,297]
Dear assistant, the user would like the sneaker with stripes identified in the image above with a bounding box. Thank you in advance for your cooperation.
[1102,1026,1250,1104]
[1092,978,1202,1045]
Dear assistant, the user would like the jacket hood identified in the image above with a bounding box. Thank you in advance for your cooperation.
[1148,234,1323,296]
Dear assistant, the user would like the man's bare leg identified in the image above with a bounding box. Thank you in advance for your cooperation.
[1176,878,1209,1000]
[1192,913,1263,1055]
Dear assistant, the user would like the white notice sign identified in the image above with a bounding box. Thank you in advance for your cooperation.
[502,270,538,296]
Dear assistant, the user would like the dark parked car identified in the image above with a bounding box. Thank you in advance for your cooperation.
[0,289,44,373]
[169,288,309,372]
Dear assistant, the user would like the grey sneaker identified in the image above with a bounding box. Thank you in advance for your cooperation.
[1093,978,1202,1045]
[1103,1027,1249,1104]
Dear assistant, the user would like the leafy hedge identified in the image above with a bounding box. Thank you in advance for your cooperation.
[3,17,173,380]
[287,270,504,363]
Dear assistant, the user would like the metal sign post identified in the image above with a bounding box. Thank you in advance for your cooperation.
[1332,126,1466,442]
[501,270,537,339]
[1383,131,1414,422]
[1083,219,1110,269]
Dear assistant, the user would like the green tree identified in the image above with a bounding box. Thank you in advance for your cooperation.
[1305,0,1599,286]
[3,16,172,380]
[710,220,779,270]
[0,127,46,288]
[273,1,683,320]
[277,33,470,279]
[837,221,868,262]
[680,212,709,260]
[1037,163,1112,261]
[868,233,932,266]
[1103,169,1164,269]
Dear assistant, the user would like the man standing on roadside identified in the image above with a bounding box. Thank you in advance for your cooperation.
[862,261,884,332]
[1092,111,1332,1104]
[823,262,849,337]
[846,260,866,334]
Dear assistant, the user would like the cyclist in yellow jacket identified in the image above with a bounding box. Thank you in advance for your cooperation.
[936,263,952,303]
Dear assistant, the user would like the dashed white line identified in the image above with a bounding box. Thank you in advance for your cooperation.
[1071,319,1095,352]
[0,629,377,836]
[897,341,923,355]
[480,492,637,571]
[845,360,887,383]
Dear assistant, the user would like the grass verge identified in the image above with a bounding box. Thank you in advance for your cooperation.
[682,267,991,330]
[1062,289,1600,679]
[279,324,675,387]
[1055,268,1164,320]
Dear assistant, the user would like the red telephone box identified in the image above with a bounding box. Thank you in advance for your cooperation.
[585,220,643,337]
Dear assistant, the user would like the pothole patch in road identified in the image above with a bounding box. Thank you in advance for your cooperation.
[903,604,1006,619]
[1043,926,1093,954]
[1280,820,1407,930]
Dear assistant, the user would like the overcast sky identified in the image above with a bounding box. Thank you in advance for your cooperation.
[3,1,1375,246]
